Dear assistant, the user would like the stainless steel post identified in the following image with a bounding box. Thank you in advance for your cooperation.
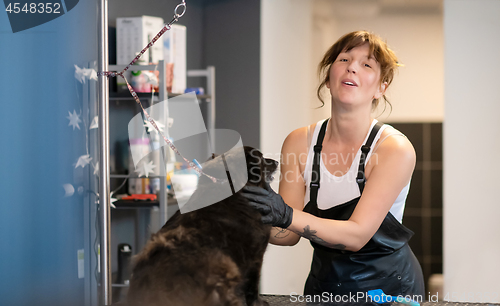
[97,0,111,304]
[207,66,216,152]
[158,61,169,225]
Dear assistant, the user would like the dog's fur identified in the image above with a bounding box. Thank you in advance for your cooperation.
[126,147,277,306]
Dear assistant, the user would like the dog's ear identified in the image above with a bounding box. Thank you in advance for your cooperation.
[244,147,263,187]
[205,153,218,162]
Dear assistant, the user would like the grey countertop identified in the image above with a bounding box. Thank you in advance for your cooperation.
[261,295,500,306]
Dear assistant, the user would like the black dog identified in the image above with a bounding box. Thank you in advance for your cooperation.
[126,146,277,306]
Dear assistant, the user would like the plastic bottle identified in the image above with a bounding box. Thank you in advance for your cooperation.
[128,138,150,194]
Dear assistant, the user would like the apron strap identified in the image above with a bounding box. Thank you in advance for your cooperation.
[309,119,329,204]
[309,119,385,203]
[356,121,384,194]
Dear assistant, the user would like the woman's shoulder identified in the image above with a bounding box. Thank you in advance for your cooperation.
[282,122,319,154]
[375,125,416,163]
[366,124,416,186]
[281,123,318,173]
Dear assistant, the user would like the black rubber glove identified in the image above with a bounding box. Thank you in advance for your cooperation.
[241,182,293,228]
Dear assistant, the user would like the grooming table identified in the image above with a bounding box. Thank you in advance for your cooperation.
[261,295,500,306]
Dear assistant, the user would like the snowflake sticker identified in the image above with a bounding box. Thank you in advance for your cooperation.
[90,116,98,130]
[75,155,92,169]
[135,160,156,177]
[74,65,98,84]
[67,110,82,130]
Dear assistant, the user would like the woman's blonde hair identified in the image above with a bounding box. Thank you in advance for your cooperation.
[317,30,401,111]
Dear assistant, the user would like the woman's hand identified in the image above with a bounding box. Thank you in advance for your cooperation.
[241,182,294,229]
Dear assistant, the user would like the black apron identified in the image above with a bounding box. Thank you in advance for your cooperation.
[303,119,425,298]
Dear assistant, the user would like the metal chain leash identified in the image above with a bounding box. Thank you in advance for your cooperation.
[99,0,227,184]
[98,0,186,79]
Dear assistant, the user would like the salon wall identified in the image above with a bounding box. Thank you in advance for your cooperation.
[443,0,500,301]
[203,0,261,148]
[260,0,316,294]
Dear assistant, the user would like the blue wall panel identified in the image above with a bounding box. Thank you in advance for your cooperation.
[0,1,98,305]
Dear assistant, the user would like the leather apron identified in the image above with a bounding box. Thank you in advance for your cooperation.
[303,119,425,298]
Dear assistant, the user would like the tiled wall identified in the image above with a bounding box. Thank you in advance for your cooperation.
[389,122,443,289]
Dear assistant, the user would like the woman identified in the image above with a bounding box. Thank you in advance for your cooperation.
[242,31,425,298]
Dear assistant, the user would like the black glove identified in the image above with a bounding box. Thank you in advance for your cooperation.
[241,182,293,228]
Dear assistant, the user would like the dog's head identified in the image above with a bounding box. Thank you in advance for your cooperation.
[178,146,278,213]
[243,146,278,188]
[196,146,278,188]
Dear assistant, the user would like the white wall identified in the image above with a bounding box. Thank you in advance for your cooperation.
[443,0,500,302]
[326,12,444,123]
[260,0,315,295]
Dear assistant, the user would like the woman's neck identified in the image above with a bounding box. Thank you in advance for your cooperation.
[327,103,373,146]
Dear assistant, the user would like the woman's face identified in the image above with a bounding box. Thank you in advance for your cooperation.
[327,43,387,107]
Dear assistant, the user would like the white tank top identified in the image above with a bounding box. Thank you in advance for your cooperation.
[302,119,410,223]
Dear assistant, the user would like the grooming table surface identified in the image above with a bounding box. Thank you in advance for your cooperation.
[261,295,500,306]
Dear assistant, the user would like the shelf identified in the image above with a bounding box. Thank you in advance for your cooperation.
[109,91,157,99]
[109,64,160,71]
[110,174,163,179]
[168,92,212,100]
[113,199,159,209]
[108,65,214,264]
[113,197,179,209]
[109,91,211,100]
